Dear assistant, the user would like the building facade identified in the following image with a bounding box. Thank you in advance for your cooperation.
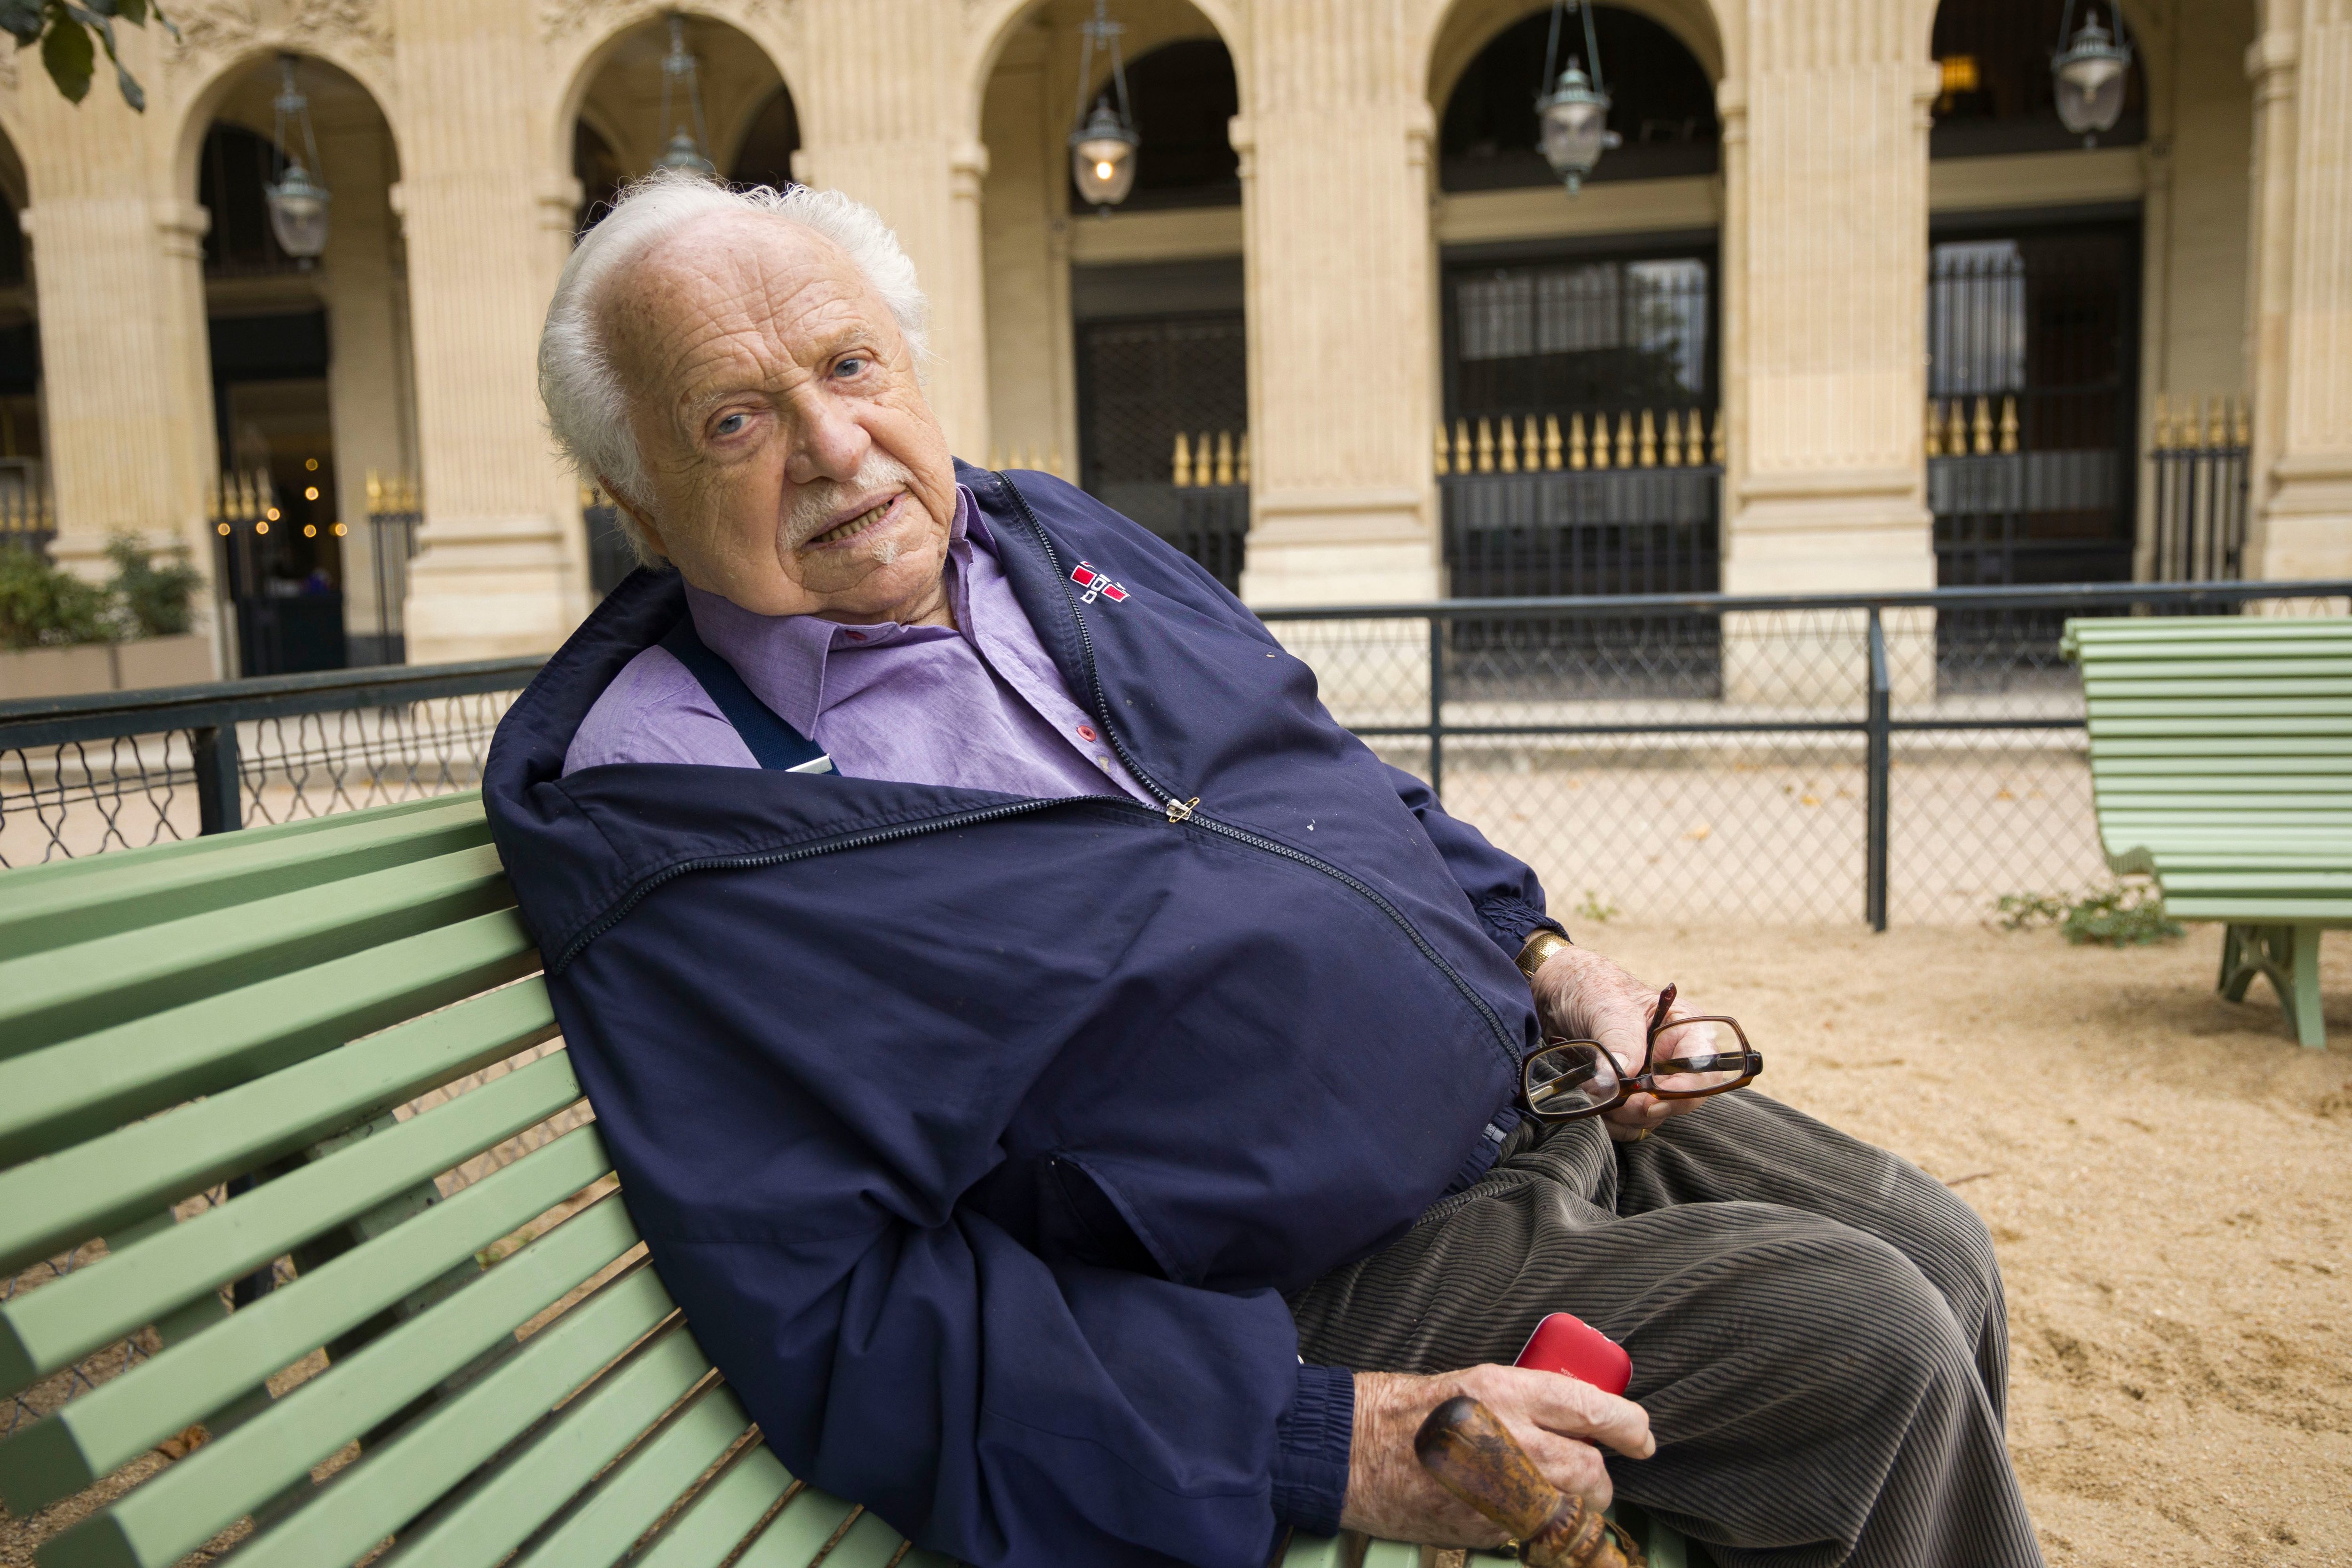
[0,0,2342,674]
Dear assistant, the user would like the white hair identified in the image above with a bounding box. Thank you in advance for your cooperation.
[538,171,930,557]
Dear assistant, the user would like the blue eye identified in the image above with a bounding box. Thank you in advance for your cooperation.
[834,357,867,378]
[715,413,747,436]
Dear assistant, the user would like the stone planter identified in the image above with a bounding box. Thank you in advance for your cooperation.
[0,634,218,701]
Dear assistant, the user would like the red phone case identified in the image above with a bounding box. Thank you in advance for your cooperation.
[1512,1312,1633,1396]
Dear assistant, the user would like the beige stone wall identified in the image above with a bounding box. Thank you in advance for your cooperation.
[0,0,2337,683]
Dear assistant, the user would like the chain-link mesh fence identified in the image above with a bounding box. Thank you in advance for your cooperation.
[0,662,536,867]
[1265,584,2351,928]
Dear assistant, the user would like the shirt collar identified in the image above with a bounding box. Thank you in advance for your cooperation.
[681,483,984,736]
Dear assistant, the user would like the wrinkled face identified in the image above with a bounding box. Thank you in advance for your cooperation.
[600,212,959,624]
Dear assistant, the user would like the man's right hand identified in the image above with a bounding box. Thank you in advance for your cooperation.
[1338,1365,1655,1546]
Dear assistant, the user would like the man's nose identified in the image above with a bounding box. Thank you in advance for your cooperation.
[787,400,871,485]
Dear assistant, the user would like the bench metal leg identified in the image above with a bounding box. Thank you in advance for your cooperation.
[2218,923,2328,1048]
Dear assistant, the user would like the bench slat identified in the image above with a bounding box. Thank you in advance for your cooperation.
[0,844,514,1060]
[0,973,554,1276]
[0,911,543,1172]
[0,798,491,960]
[632,1442,799,1568]
[0,795,471,899]
[2090,754,2352,775]
[2085,675,2352,698]
[2160,897,2352,922]
[369,1319,712,1568]
[813,1507,921,1567]
[2090,736,2352,756]
[34,1189,639,1568]
[504,1380,756,1568]
[0,1052,583,1388]
[227,1264,676,1568]
[1280,1534,1350,1567]
[1358,1540,1423,1567]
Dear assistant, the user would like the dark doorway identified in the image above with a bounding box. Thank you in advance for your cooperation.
[209,310,348,676]
[1440,6,1717,192]
[1073,258,1248,589]
[731,87,801,190]
[1072,39,1240,211]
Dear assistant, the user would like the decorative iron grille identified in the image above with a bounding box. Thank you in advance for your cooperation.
[1077,312,1249,588]
[2147,394,2249,583]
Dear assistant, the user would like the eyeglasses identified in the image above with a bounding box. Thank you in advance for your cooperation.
[1520,982,1763,1122]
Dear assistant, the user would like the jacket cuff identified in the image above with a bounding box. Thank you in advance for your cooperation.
[1474,895,1567,958]
[1270,1363,1354,1536]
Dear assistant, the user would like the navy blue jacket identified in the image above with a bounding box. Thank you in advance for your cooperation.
[482,465,1559,1567]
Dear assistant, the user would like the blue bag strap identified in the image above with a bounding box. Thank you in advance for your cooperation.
[660,614,835,775]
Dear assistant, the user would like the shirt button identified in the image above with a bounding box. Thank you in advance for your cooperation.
[845,630,866,642]
[1077,724,1097,742]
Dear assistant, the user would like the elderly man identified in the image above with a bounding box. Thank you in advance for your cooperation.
[484,173,2042,1568]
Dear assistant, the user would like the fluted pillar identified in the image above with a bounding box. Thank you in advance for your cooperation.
[1719,0,1936,597]
[1234,0,1440,607]
[14,24,219,673]
[393,0,580,663]
[2246,0,2352,580]
[794,0,990,457]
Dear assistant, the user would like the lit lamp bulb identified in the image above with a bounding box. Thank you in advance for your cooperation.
[2052,9,2131,142]
[1069,98,1138,210]
[1535,60,1619,196]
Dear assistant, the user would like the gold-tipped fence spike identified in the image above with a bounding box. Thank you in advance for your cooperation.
[1945,401,1967,456]
[1615,412,1634,468]
[1971,397,1992,455]
[1543,414,1563,470]
[1998,396,2018,455]
[1173,432,1192,487]
[2233,396,2250,446]
[1236,432,1249,484]
[1498,418,1518,473]
[2207,395,2227,448]
[1524,416,1541,473]
[1213,431,1233,486]
[1475,418,1494,473]
[1663,410,1683,467]
[366,469,382,508]
[1453,420,1471,474]
[1433,424,1449,476]
[1711,408,1727,465]
[1590,412,1610,469]
[1924,400,1942,458]
[1569,413,1588,470]
[1638,410,1657,467]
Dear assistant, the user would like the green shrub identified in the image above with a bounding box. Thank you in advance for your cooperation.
[1573,889,1621,925]
[106,536,203,638]
[1993,882,2185,947]
[0,542,111,649]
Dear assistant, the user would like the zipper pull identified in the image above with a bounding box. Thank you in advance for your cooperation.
[1166,796,1200,825]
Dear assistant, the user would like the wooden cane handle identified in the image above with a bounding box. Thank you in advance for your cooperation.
[1412,1396,1644,1568]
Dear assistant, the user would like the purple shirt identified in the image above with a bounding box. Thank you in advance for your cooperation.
[564,485,1154,806]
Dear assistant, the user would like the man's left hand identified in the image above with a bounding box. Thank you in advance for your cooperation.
[1526,943,1716,1142]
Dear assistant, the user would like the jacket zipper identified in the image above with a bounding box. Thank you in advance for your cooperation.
[989,471,1523,1070]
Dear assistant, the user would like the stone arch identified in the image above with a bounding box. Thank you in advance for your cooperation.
[544,1,802,196]
[961,0,1249,145]
[167,40,404,216]
[1421,0,1729,117]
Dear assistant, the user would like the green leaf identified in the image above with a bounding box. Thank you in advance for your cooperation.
[39,12,93,104]
[0,1,43,45]
[60,2,140,110]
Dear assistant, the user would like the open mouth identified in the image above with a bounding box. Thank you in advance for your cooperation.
[803,493,901,550]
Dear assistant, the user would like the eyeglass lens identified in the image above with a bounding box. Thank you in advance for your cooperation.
[1524,1042,1621,1117]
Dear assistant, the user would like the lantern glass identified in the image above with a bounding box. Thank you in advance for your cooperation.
[655,130,716,176]
[265,162,332,259]
[2052,15,2130,136]
[1070,103,1138,207]
[1536,64,1614,192]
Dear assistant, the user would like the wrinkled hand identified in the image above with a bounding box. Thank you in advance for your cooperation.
[1339,1364,1654,1546]
[1528,944,1719,1142]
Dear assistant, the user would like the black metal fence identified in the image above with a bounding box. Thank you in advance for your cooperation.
[0,659,537,866]
[6,582,2347,927]
[2148,403,2249,583]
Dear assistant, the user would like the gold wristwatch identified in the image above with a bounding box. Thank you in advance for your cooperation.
[1515,928,1573,984]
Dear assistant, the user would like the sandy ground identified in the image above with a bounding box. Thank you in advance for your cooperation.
[1580,919,2352,1568]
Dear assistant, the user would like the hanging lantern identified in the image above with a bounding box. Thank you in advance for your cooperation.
[1535,1,1619,195]
[264,56,331,261]
[1069,0,1139,212]
[653,15,717,176]
[2051,3,2132,143]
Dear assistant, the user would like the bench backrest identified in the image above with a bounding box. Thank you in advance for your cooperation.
[0,796,947,1568]
[2062,614,2352,859]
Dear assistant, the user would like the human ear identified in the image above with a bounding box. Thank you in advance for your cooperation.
[601,477,669,561]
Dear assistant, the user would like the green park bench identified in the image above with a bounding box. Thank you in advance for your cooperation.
[2064,613,2352,1048]
[0,793,1692,1568]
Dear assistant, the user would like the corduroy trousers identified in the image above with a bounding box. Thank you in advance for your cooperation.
[1287,1092,2045,1568]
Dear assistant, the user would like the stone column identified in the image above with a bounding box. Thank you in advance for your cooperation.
[13,31,219,671]
[1233,0,1440,610]
[392,0,581,663]
[1720,0,1936,599]
[794,0,990,457]
[2245,0,2352,581]
[1718,1,1938,703]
